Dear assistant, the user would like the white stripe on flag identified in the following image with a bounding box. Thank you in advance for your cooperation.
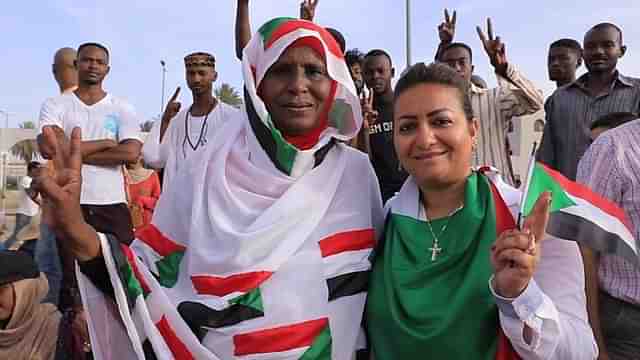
[323,249,372,279]
[563,194,637,255]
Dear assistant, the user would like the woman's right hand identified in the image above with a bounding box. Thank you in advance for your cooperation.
[33,126,101,261]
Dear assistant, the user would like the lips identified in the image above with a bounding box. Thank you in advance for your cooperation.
[283,103,313,113]
[413,150,447,161]
[589,58,608,65]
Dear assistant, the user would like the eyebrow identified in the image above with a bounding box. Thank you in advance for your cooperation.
[442,56,468,62]
[397,108,451,119]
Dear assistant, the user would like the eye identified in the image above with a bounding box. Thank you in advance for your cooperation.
[398,120,417,134]
[431,117,453,127]
[305,65,326,79]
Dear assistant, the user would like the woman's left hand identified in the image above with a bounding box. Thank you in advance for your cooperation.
[491,192,551,298]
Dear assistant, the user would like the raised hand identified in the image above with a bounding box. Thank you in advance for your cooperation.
[161,87,181,124]
[300,0,319,21]
[476,18,508,74]
[438,9,456,44]
[37,126,66,160]
[32,126,100,261]
[360,88,378,127]
[491,192,551,298]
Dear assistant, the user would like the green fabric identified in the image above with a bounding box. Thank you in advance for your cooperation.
[299,326,332,360]
[268,122,297,175]
[155,251,184,288]
[523,163,576,217]
[122,260,146,299]
[258,17,295,45]
[229,287,264,313]
[367,173,500,359]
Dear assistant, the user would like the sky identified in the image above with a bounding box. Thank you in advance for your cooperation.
[1,0,639,127]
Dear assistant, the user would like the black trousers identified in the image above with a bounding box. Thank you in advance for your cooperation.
[81,203,134,245]
[600,290,640,359]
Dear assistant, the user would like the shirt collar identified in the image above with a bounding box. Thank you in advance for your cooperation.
[569,71,633,91]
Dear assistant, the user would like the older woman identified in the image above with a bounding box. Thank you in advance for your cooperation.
[35,18,382,360]
[366,63,598,359]
[0,251,61,360]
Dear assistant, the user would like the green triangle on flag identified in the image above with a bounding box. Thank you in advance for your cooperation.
[523,163,576,217]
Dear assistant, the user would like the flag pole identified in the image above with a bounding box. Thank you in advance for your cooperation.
[516,142,538,229]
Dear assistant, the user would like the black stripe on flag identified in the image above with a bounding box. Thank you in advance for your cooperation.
[104,234,138,311]
[327,271,370,301]
[177,301,263,341]
[548,212,639,267]
[245,87,287,174]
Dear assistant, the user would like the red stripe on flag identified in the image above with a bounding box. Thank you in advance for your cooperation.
[264,20,343,58]
[488,181,517,235]
[156,316,195,360]
[319,229,375,258]
[137,224,186,257]
[233,318,328,356]
[120,244,151,295]
[495,329,521,360]
[538,162,633,231]
[191,272,273,297]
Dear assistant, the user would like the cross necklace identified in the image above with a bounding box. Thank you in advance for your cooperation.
[419,193,464,261]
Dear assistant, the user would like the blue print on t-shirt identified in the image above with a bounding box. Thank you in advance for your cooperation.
[104,113,120,136]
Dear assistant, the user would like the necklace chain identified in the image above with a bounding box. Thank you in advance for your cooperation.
[182,102,216,158]
[419,194,464,261]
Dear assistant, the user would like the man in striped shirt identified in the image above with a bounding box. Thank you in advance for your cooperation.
[436,12,543,184]
[538,23,640,180]
[578,115,640,360]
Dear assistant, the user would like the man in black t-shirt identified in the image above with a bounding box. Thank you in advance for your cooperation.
[363,49,407,202]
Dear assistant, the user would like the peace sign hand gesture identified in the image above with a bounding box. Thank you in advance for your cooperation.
[162,87,181,124]
[438,9,456,44]
[491,192,552,298]
[476,18,508,74]
[32,126,100,261]
[360,89,378,127]
[300,0,319,21]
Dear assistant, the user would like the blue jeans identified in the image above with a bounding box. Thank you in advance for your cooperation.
[35,223,63,306]
[1,213,32,250]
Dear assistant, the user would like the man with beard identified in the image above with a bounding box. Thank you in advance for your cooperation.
[363,49,407,202]
[37,42,143,356]
[538,23,640,180]
[39,42,142,244]
[548,38,583,88]
[142,53,239,188]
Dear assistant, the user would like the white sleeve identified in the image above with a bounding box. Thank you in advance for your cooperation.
[38,98,63,133]
[117,101,143,144]
[142,118,172,169]
[491,236,598,359]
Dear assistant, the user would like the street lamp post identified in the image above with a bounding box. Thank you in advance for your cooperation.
[160,60,167,114]
[406,0,412,68]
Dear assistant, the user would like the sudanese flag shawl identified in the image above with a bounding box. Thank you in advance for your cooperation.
[367,169,521,359]
[77,18,383,360]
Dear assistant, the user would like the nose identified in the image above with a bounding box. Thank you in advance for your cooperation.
[287,68,309,95]
[592,45,606,56]
[416,123,437,148]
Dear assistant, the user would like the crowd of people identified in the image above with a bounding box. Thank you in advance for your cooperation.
[1,1,640,359]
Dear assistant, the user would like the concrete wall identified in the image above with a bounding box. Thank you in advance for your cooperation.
[507,111,545,186]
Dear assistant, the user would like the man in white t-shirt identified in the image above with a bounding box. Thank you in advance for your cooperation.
[38,42,142,245]
[143,52,238,188]
[35,47,79,307]
[2,162,41,250]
